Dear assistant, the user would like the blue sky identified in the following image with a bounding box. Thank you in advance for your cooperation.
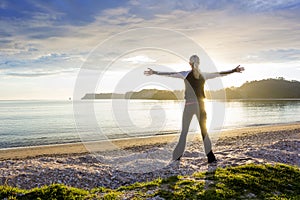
[1,0,300,99]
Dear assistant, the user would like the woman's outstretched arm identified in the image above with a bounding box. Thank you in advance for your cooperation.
[203,65,245,80]
[144,68,189,79]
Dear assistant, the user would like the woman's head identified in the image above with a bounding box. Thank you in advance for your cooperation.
[189,55,200,69]
[189,55,201,79]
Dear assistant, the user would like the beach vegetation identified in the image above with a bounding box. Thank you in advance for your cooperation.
[0,163,299,199]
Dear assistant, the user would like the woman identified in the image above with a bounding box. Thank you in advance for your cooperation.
[144,55,244,163]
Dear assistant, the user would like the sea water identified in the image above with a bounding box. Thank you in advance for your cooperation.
[0,99,299,149]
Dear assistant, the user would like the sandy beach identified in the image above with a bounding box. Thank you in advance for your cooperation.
[0,123,299,190]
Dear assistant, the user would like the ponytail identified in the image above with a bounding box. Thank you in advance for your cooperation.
[189,55,200,79]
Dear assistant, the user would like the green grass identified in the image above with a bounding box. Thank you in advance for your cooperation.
[1,163,299,199]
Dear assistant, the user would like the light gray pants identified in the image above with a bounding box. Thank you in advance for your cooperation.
[172,100,212,160]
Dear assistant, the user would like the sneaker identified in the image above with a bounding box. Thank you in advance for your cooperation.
[176,155,182,161]
[207,151,217,163]
[173,155,182,161]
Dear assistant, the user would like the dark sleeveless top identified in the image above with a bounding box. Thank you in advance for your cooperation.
[184,71,206,101]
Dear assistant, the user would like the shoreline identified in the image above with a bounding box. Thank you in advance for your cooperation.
[0,122,299,189]
[0,122,299,161]
[0,134,179,160]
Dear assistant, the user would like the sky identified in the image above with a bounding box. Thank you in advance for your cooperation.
[1,0,300,100]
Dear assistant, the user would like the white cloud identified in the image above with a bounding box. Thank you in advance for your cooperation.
[242,0,300,11]
[122,55,156,64]
[102,7,129,16]
[3,1,298,67]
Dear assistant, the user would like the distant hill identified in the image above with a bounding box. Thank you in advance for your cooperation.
[125,89,183,100]
[209,78,300,99]
[82,93,125,99]
[82,89,183,100]
[82,78,300,100]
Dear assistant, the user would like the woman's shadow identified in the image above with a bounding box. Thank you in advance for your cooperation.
[202,163,218,196]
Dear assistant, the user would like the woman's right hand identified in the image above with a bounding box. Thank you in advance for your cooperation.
[144,68,156,76]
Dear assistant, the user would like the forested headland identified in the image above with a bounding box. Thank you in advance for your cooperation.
[82,78,300,100]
